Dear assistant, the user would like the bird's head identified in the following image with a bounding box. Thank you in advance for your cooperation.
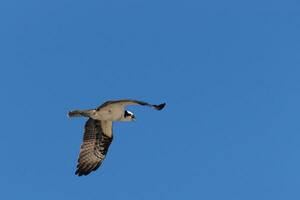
[122,110,135,121]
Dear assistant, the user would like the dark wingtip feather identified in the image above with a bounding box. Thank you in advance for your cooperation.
[75,168,82,176]
[154,103,166,110]
[75,163,101,176]
[75,169,88,176]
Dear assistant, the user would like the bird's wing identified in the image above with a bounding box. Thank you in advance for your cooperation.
[75,118,113,176]
[97,99,166,111]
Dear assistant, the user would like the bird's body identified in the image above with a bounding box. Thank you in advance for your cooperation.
[80,103,125,121]
[94,103,124,121]
[68,99,165,176]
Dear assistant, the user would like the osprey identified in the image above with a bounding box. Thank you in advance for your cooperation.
[68,99,166,176]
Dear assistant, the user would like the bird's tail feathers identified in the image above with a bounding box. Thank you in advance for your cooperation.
[68,110,84,117]
[68,109,95,118]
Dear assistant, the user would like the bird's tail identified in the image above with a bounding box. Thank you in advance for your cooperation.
[68,109,95,118]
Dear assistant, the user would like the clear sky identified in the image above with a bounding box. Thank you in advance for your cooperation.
[0,0,299,199]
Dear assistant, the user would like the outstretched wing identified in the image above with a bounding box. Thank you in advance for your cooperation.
[75,118,113,176]
[97,99,166,111]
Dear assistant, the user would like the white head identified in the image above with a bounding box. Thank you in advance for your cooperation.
[121,110,135,121]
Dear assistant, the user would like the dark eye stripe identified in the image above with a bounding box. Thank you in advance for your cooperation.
[124,110,130,117]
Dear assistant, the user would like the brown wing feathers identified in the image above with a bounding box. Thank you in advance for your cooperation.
[75,119,113,176]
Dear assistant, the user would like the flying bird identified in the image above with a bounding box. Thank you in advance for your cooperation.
[68,99,166,176]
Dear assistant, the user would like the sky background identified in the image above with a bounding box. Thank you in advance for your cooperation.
[0,0,300,199]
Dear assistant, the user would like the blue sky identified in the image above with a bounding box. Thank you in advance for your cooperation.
[1,0,300,199]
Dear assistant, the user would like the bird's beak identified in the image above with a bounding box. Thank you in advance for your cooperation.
[132,115,136,121]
